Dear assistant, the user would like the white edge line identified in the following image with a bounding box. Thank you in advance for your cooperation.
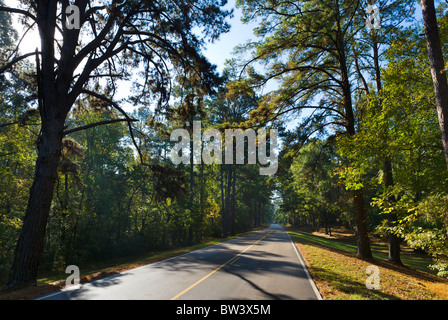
[286,230,323,300]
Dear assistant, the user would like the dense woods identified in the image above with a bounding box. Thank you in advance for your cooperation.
[1,0,448,290]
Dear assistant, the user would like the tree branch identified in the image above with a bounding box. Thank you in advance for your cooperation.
[63,118,138,135]
[0,6,38,23]
[0,52,38,74]
[0,121,19,128]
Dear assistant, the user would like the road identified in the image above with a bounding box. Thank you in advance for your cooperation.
[36,224,321,300]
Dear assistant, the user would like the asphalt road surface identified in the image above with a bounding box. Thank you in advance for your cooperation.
[36,224,321,300]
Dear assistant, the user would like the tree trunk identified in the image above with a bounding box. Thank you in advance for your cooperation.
[188,118,194,244]
[220,164,228,237]
[3,1,67,289]
[384,158,402,265]
[4,123,64,289]
[339,31,373,260]
[421,0,448,170]
[199,160,204,242]
[230,165,236,235]
[353,189,372,260]
[373,33,402,265]
[225,166,232,235]
[372,39,382,94]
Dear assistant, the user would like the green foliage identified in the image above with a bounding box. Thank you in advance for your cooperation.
[277,138,351,231]
[0,7,37,279]
[250,0,448,277]
[385,192,448,278]
[336,10,448,276]
[1,83,275,280]
[2,0,448,285]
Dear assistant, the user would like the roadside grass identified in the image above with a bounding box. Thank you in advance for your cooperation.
[0,226,267,300]
[288,227,448,300]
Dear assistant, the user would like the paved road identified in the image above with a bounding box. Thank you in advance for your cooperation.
[36,224,321,300]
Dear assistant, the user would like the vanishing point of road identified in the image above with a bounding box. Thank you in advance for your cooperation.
[36,224,322,300]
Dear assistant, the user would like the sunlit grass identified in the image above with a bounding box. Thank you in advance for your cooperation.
[288,228,448,300]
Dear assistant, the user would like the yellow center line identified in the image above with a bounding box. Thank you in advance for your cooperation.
[170,230,274,300]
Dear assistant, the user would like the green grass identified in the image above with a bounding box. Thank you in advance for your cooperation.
[288,228,434,273]
[287,227,448,300]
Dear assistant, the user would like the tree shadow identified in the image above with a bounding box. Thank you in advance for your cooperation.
[310,266,400,300]
[38,273,127,300]
[288,228,448,285]
[36,226,320,300]
[224,270,297,300]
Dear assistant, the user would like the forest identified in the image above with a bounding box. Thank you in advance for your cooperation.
[0,0,448,291]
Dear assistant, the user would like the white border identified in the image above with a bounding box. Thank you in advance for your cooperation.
[286,229,323,300]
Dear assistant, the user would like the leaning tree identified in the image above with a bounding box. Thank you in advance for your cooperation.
[0,0,231,290]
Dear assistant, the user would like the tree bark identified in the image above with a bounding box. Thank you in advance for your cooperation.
[339,31,373,260]
[188,118,194,244]
[230,165,236,236]
[225,166,232,234]
[3,0,67,289]
[220,164,228,237]
[421,0,448,171]
[372,32,402,265]
[385,156,402,265]
[4,122,64,289]
[352,189,372,259]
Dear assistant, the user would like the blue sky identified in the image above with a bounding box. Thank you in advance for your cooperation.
[202,0,258,73]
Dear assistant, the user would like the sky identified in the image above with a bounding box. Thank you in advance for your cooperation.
[4,0,426,118]
[2,0,258,116]
[4,0,426,74]
[4,0,255,73]
[202,0,258,73]
[2,0,428,150]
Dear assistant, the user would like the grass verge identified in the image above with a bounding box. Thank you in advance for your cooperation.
[288,227,448,300]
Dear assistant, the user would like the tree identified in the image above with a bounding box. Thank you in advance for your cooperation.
[164,64,221,243]
[0,0,231,290]
[0,0,39,283]
[421,0,448,171]
[368,19,448,276]
[352,0,415,265]
[289,138,341,234]
[204,64,261,236]
[236,0,373,259]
